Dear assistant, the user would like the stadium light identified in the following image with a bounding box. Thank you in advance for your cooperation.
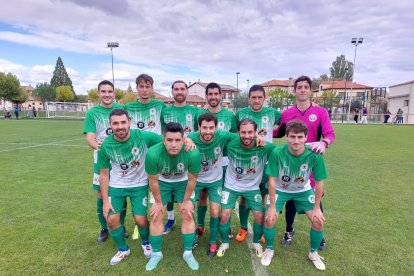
[347,37,363,121]
[247,79,250,92]
[107,42,119,87]
[236,72,240,92]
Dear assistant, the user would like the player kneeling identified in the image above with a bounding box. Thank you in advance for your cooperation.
[264,120,327,270]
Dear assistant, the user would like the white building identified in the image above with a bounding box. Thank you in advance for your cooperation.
[388,80,414,124]
[187,81,239,108]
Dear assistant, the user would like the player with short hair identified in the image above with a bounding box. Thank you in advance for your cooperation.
[188,113,241,256]
[125,73,166,239]
[217,119,276,258]
[83,80,128,243]
[195,82,238,243]
[273,75,335,250]
[234,84,280,242]
[264,120,327,270]
[99,109,163,265]
[145,122,201,271]
[161,80,202,234]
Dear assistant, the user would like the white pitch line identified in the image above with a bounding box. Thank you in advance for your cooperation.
[0,138,85,153]
[234,202,268,276]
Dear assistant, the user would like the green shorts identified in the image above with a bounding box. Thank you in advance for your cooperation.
[195,179,223,204]
[221,186,263,211]
[274,190,315,214]
[108,186,148,216]
[159,180,196,205]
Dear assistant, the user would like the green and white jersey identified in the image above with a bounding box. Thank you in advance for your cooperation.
[83,103,123,141]
[161,105,201,136]
[188,131,238,183]
[224,140,276,192]
[125,99,166,134]
[97,129,162,188]
[199,108,237,132]
[266,144,328,193]
[236,107,281,142]
[145,143,201,182]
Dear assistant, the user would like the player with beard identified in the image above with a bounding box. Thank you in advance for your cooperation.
[195,82,237,243]
[273,75,335,250]
[83,80,128,243]
[161,80,202,234]
[98,109,164,265]
[265,120,327,270]
[144,122,201,271]
[125,74,166,239]
[234,85,281,243]
[217,119,275,258]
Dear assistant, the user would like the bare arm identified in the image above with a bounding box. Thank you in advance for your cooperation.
[148,174,164,220]
[86,132,101,150]
[179,172,198,216]
[265,176,277,224]
[312,180,325,224]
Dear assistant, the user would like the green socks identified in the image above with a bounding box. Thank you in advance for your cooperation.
[182,232,196,251]
[138,224,149,243]
[239,204,250,229]
[263,226,276,250]
[109,226,128,250]
[219,220,231,243]
[197,205,208,228]
[96,198,108,229]
[253,222,263,243]
[209,217,219,244]
[150,235,163,253]
[310,228,324,252]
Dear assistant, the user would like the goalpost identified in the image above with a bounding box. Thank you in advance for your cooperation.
[45,102,94,119]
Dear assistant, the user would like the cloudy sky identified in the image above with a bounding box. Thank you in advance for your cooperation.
[0,0,413,95]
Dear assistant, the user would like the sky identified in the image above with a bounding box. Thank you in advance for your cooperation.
[0,0,413,96]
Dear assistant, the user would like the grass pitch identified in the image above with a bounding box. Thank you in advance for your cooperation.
[0,119,413,275]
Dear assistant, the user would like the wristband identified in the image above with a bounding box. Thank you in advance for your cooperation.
[322,140,329,148]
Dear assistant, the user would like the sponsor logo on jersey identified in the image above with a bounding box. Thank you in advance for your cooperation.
[147,120,156,127]
[131,159,140,168]
[281,175,291,182]
[184,126,192,134]
[201,160,209,167]
[258,128,267,137]
[235,167,243,174]
[300,164,308,171]
[294,176,305,183]
[137,121,145,129]
[106,128,113,135]
[120,163,129,170]
[309,114,317,122]
[247,167,256,174]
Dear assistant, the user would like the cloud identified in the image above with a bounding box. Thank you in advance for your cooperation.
[0,0,413,89]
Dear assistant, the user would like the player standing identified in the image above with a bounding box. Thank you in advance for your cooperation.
[82,80,127,242]
[217,119,275,257]
[273,75,335,250]
[99,109,163,264]
[145,122,201,271]
[161,80,201,234]
[234,85,280,242]
[265,120,327,270]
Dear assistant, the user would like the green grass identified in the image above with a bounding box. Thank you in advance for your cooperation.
[0,120,413,275]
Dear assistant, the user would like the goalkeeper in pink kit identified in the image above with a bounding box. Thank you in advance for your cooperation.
[273,75,335,250]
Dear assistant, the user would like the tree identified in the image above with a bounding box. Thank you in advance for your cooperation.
[120,92,136,104]
[315,90,341,108]
[126,83,133,93]
[232,92,249,111]
[267,89,295,110]
[311,74,329,91]
[56,85,75,102]
[51,57,74,91]
[87,88,99,103]
[115,88,126,102]
[33,82,56,106]
[0,72,21,102]
[330,55,353,81]
[14,87,28,103]
[74,94,88,103]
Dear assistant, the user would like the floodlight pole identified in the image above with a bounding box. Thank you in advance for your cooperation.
[347,37,363,121]
[247,79,250,92]
[107,42,119,87]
